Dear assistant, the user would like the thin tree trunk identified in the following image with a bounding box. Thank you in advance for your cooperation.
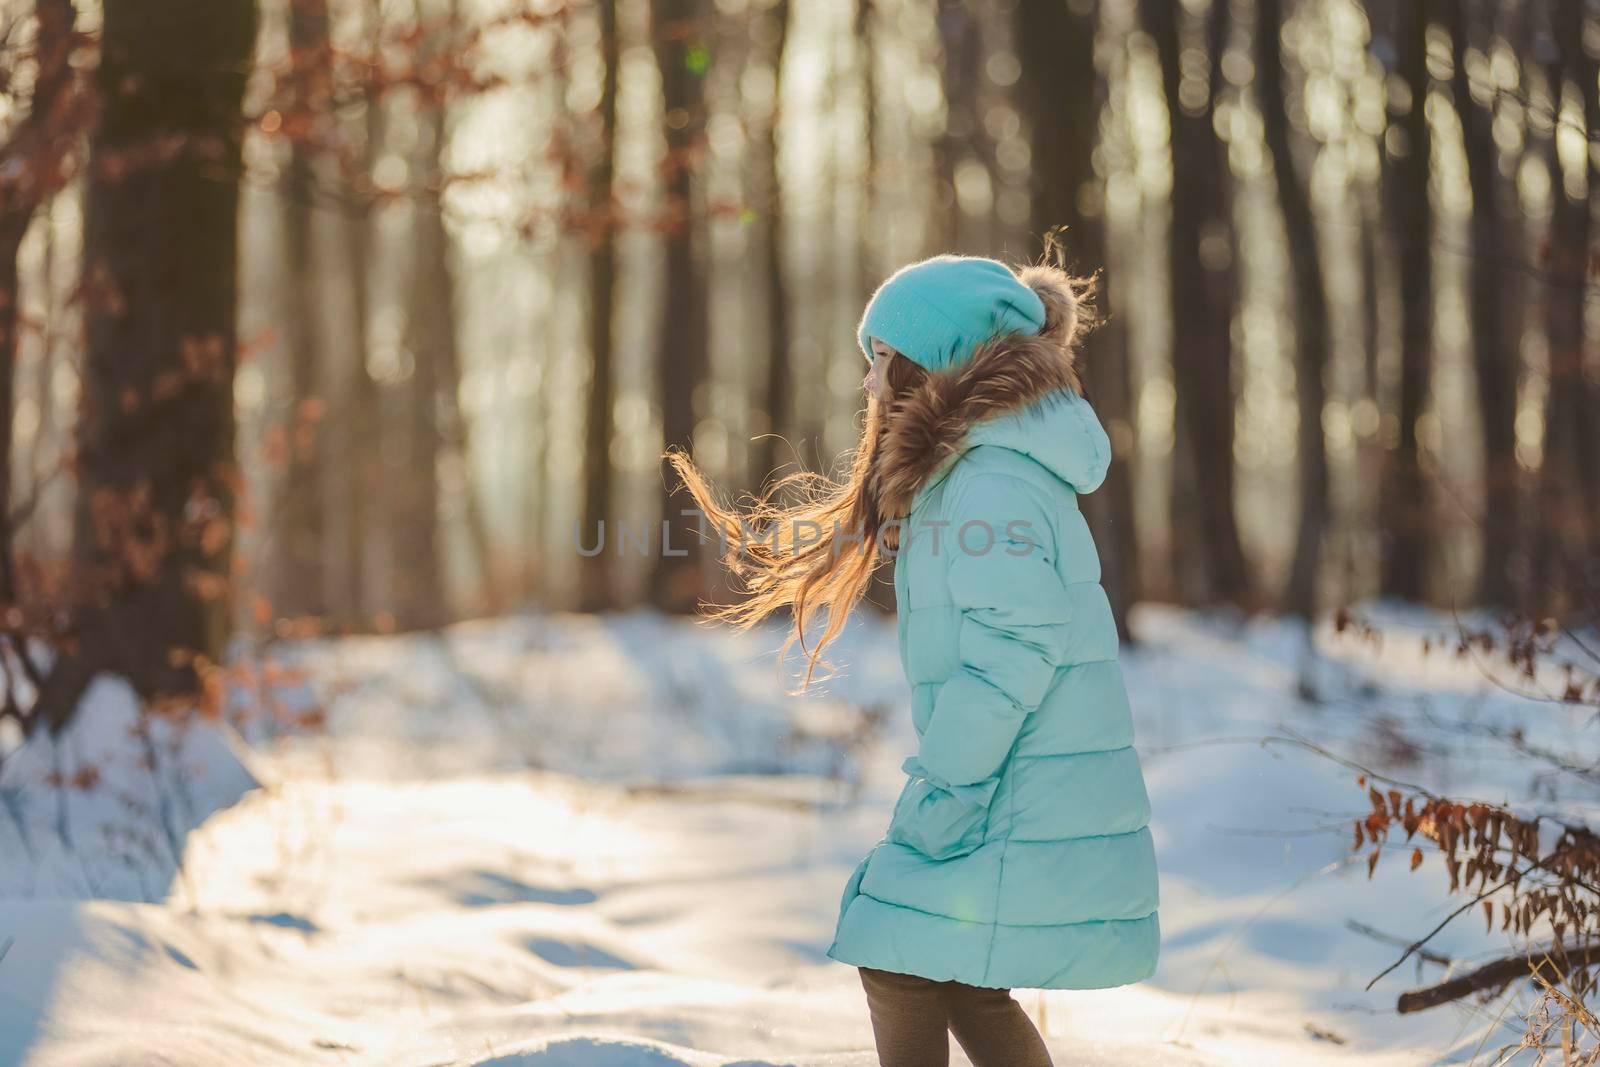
[1154,0,1208,604]
[276,0,330,621]
[755,0,792,493]
[1535,0,1600,615]
[801,14,839,462]
[1148,0,1198,603]
[0,224,26,612]
[856,0,878,294]
[1569,0,1600,575]
[424,6,493,615]
[1258,0,1330,622]
[1444,0,1518,608]
[1360,188,1380,410]
[934,0,986,254]
[1345,180,1382,600]
[433,247,496,614]
[1378,0,1435,603]
[393,201,447,629]
[334,0,383,630]
[576,0,621,612]
[0,0,75,608]
[1143,0,1251,607]
[1015,0,1140,639]
[42,0,257,729]
[649,0,711,613]
[337,182,378,629]
[526,10,577,603]
[857,0,894,616]
[390,1,456,631]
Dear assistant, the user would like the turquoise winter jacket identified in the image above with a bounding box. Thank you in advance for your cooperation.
[825,340,1161,990]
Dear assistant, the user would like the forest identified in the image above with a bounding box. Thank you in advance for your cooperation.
[0,0,1596,1064]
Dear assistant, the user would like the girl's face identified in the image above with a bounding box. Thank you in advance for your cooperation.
[865,338,896,402]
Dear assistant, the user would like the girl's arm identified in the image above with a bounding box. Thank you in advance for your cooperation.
[885,467,1070,861]
[914,468,1071,790]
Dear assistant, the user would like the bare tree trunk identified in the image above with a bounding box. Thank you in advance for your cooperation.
[1377,0,1436,603]
[1258,0,1330,623]
[336,194,378,628]
[1576,3,1600,576]
[934,0,987,254]
[857,0,895,617]
[856,0,878,294]
[433,238,496,615]
[393,199,447,630]
[1444,0,1518,608]
[800,15,840,463]
[0,220,27,613]
[576,0,621,612]
[1360,190,1380,409]
[0,0,74,610]
[1254,0,1331,627]
[424,10,493,616]
[525,10,577,603]
[1345,179,1382,599]
[334,0,384,629]
[43,0,257,729]
[1143,0,1251,607]
[0,0,74,733]
[1015,0,1140,640]
[1153,0,1208,604]
[390,2,457,631]
[1535,0,1600,615]
[755,0,792,494]
[275,0,330,621]
[1147,0,1197,603]
[649,0,712,613]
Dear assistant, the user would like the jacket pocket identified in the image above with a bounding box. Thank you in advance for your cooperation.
[886,758,1001,861]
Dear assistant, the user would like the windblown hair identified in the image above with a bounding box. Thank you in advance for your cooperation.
[664,254,1097,692]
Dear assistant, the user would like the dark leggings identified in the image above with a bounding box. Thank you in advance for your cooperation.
[858,966,1054,1067]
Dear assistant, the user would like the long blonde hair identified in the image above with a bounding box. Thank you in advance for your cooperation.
[664,253,1094,691]
[664,350,928,691]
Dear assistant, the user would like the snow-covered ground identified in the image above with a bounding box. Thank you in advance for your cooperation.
[1,603,1593,1066]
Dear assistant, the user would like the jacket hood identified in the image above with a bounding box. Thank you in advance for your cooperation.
[867,264,1110,519]
[961,388,1112,493]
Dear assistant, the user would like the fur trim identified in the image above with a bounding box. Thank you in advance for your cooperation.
[869,268,1084,520]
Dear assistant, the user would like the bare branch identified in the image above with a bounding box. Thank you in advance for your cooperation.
[1399,942,1600,1014]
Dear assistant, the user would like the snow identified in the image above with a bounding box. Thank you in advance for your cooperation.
[0,675,259,902]
[1,603,1592,1065]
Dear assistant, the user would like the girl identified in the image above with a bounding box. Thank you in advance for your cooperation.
[667,253,1160,1067]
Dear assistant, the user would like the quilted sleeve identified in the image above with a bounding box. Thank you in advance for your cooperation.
[913,469,1071,789]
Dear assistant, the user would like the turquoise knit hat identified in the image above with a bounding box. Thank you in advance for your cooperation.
[856,254,1047,373]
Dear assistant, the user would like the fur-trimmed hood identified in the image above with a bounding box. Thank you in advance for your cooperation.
[867,267,1112,520]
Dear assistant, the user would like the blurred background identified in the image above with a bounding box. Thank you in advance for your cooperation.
[0,3,1598,1062]
[1,0,1592,719]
